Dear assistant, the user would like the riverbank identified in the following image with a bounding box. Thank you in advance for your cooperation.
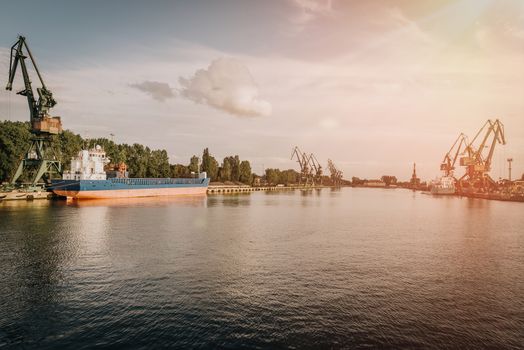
[3,184,523,203]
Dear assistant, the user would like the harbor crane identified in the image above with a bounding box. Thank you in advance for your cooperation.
[6,35,62,187]
[291,146,313,186]
[440,133,468,177]
[458,119,506,191]
[327,159,343,186]
[308,153,323,185]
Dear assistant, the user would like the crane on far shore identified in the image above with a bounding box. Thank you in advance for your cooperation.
[291,146,313,186]
[440,133,468,178]
[308,153,323,185]
[327,159,343,186]
[458,119,506,192]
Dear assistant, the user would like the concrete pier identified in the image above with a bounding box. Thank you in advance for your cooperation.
[0,190,56,201]
[207,185,325,194]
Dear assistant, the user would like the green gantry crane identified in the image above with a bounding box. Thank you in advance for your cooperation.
[6,35,63,188]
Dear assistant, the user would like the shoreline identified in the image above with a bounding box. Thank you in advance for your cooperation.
[2,185,523,203]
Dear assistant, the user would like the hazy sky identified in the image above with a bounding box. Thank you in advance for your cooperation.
[0,0,523,180]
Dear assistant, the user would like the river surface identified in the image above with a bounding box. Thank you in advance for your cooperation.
[0,188,523,349]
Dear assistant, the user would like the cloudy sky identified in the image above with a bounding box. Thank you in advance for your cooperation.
[0,0,523,180]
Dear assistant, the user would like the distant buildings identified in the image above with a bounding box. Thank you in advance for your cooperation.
[410,163,421,189]
[350,165,427,190]
[364,180,386,187]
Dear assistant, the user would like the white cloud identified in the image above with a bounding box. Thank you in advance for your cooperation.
[476,23,524,53]
[179,58,271,117]
[129,81,176,102]
[289,0,333,34]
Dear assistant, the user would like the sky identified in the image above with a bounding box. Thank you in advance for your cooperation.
[0,0,523,181]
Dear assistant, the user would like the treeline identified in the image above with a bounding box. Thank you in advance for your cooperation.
[351,176,398,186]
[0,120,173,181]
[0,120,302,185]
[264,168,300,186]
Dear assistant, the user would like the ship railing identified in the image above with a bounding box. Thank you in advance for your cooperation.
[109,178,206,185]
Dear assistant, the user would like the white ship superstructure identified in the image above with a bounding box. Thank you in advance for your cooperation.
[62,145,110,180]
[431,176,456,195]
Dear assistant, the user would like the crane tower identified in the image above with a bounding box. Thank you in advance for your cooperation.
[327,159,342,186]
[291,146,314,186]
[308,153,323,185]
[440,133,468,178]
[458,119,505,192]
[5,36,62,187]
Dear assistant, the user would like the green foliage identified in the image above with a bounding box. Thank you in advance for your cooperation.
[219,157,233,182]
[279,169,298,185]
[189,155,199,174]
[231,155,240,182]
[52,130,84,170]
[239,160,252,184]
[201,148,219,180]
[171,164,190,178]
[352,177,363,185]
[148,149,170,178]
[87,137,126,165]
[127,143,148,178]
[0,120,296,186]
[0,121,31,182]
[381,175,397,187]
[263,168,299,185]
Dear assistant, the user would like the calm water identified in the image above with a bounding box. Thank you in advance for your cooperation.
[0,188,523,349]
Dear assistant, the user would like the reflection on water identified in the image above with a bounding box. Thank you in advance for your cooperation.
[0,188,523,349]
[65,194,208,208]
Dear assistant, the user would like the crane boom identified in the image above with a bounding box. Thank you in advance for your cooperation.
[6,35,60,134]
[484,120,505,171]
[5,35,62,186]
[308,153,323,185]
[440,133,468,177]
[291,146,314,186]
[458,119,506,192]
[327,159,342,186]
[466,119,506,172]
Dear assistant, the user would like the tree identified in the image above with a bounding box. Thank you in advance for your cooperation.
[148,149,170,177]
[171,164,189,178]
[127,143,149,177]
[201,148,219,180]
[352,177,364,185]
[231,155,240,182]
[51,129,83,171]
[381,175,397,187]
[189,155,199,174]
[239,160,252,184]
[0,121,31,182]
[220,157,232,182]
[265,168,280,185]
[279,169,298,185]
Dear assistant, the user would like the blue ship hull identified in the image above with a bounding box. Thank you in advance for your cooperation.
[50,177,210,199]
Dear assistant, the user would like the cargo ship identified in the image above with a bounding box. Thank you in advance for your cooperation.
[430,176,456,195]
[50,145,209,199]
